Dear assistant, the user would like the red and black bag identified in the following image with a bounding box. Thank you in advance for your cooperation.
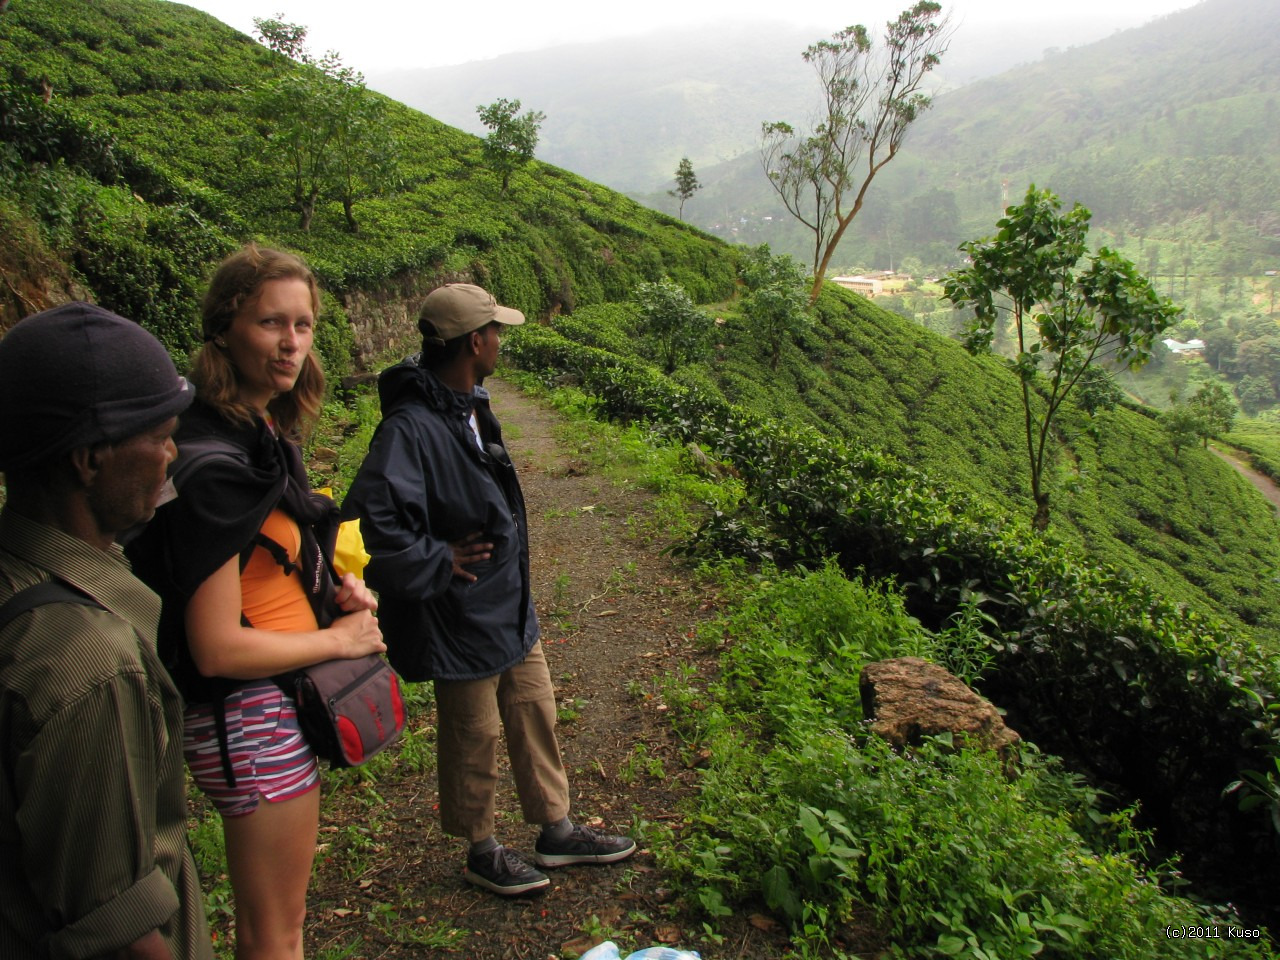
[288,654,406,768]
[254,524,407,770]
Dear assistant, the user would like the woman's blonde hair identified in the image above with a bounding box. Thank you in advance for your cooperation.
[191,243,325,437]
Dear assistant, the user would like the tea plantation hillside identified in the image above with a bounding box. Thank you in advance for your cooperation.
[548,285,1280,650]
[5,0,1280,942]
[0,0,736,360]
[4,0,1280,655]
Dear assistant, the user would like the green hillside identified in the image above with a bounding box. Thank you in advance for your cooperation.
[3,0,1280,945]
[671,283,1280,645]
[655,0,1280,281]
[2,0,1278,747]
[906,0,1280,248]
[0,0,736,355]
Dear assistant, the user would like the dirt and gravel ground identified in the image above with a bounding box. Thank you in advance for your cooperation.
[294,378,796,960]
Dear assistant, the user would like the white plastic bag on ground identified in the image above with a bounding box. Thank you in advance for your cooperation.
[577,943,701,960]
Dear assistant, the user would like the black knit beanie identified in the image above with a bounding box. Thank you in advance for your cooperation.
[0,302,194,473]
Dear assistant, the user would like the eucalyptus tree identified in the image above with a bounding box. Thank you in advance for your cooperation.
[669,157,701,219]
[944,186,1181,531]
[760,2,952,304]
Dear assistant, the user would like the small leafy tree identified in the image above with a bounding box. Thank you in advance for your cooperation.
[1236,375,1276,416]
[634,279,713,374]
[328,86,399,233]
[1202,327,1237,371]
[668,157,701,219]
[740,245,810,370]
[761,2,952,305]
[250,17,398,232]
[1187,380,1236,446]
[943,186,1181,530]
[1163,403,1206,460]
[1074,366,1123,417]
[476,98,545,195]
[252,14,308,60]
[1236,335,1280,394]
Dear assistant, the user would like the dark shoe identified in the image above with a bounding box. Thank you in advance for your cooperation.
[534,823,638,867]
[464,845,551,896]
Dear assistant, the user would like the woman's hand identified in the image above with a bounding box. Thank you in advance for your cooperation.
[188,554,386,677]
[328,608,386,659]
[333,571,378,613]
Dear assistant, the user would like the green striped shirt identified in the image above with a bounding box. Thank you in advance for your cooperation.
[0,509,211,960]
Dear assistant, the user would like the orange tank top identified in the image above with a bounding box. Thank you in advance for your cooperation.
[240,508,320,632]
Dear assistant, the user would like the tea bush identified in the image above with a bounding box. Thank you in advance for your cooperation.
[662,566,1273,958]
[504,321,1280,914]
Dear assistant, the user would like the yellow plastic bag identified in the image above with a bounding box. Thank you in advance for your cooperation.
[333,519,371,579]
[316,489,371,580]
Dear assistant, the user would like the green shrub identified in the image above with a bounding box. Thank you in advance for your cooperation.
[662,566,1272,958]
[504,321,1280,910]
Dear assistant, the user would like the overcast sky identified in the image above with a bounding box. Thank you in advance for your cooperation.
[178,0,1200,72]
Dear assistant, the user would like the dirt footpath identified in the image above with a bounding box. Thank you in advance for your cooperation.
[1210,444,1280,511]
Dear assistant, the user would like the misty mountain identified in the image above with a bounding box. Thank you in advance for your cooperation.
[368,13,1160,194]
[372,0,1279,276]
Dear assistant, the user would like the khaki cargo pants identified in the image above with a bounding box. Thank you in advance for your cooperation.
[434,642,571,842]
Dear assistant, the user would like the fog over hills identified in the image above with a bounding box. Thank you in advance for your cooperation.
[369,0,1277,277]
[368,12,1165,194]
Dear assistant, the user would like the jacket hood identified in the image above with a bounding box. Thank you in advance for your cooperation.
[378,355,477,420]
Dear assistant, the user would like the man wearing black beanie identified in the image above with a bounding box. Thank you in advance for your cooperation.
[0,303,211,960]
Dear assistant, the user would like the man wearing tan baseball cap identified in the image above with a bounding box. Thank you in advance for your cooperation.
[417,282,526,344]
[345,283,635,896]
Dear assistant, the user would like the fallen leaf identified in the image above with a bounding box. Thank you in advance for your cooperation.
[686,748,713,769]
[560,936,599,957]
[595,609,620,618]
[332,908,357,918]
[654,924,682,943]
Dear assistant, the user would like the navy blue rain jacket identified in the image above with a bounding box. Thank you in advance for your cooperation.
[342,358,537,681]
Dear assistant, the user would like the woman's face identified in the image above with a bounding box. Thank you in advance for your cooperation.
[222,277,315,413]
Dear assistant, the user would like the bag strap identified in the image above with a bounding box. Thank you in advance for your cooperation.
[0,579,103,633]
[208,528,339,787]
[169,434,248,491]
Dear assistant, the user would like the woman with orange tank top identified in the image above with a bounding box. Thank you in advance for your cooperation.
[128,245,385,960]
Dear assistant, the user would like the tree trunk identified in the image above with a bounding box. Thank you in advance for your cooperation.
[1032,493,1051,532]
[299,186,320,232]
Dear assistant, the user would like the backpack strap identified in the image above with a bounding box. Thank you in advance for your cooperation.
[163,435,274,789]
[0,579,102,633]
[169,434,249,491]
[207,529,335,789]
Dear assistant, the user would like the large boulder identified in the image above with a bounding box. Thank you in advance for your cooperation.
[859,657,1020,761]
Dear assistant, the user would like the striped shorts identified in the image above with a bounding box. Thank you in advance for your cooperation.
[184,679,319,817]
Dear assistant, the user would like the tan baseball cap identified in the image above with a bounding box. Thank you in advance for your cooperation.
[418,283,525,343]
